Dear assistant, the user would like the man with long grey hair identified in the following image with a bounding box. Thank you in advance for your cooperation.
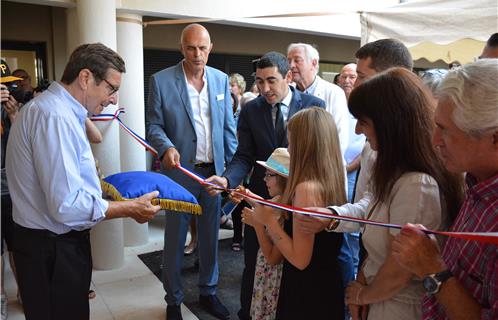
[392,58,498,320]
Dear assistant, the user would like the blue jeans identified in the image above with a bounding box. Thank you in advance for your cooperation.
[346,169,360,273]
[162,165,221,305]
[338,169,362,319]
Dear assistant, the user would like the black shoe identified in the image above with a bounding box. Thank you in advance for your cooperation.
[199,294,230,320]
[166,305,183,320]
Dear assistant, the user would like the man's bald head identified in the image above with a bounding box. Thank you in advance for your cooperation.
[338,63,357,98]
[341,63,356,73]
[180,24,213,75]
[181,23,211,46]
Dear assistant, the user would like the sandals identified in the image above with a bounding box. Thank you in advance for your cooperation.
[231,242,242,252]
[220,216,234,230]
[88,290,96,299]
[184,242,197,256]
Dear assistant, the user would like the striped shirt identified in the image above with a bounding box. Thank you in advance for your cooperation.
[423,173,498,320]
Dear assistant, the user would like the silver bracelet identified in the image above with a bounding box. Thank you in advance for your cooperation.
[324,207,340,232]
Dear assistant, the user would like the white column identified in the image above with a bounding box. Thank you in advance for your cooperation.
[117,13,149,246]
[65,8,80,56]
[68,0,124,270]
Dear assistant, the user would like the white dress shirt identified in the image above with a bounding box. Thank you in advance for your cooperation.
[344,115,366,165]
[183,64,213,163]
[5,82,108,234]
[306,76,349,157]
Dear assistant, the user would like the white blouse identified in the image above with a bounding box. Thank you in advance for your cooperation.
[332,172,444,306]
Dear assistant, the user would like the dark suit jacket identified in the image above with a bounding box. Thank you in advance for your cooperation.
[223,86,325,197]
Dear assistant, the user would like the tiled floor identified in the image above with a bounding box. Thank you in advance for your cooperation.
[3,214,234,320]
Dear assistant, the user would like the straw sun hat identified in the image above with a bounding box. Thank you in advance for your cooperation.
[256,148,290,178]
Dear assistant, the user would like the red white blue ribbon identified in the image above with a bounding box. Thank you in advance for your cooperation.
[86,117,498,246]
[90,108,159,157]
[176,164,498,246]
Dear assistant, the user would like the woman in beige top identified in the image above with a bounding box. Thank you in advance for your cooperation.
[300,68,463,320]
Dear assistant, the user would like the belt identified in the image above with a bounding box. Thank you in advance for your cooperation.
[194,162,214,168]
[15,223,90,239]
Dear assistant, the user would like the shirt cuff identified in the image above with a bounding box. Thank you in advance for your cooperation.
[92,195,108,223]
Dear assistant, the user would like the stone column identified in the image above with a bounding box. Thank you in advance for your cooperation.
[117,13,149,246]
[67,0,125,270]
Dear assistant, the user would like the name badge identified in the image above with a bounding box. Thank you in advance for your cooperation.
[216,94,224,101]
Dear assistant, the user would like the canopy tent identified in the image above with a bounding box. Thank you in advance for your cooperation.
[361,0,498,64]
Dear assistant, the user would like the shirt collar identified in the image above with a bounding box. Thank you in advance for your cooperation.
[181,60,207,83]
[48,81,89,123]
[304,76,318,95]
[465,172,498,200]
[279,86,293,107]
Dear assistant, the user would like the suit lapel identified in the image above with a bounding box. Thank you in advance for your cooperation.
[175,63,195,128]
[313,77,324,100]
[205,68,219,131]
[287,86,302,120]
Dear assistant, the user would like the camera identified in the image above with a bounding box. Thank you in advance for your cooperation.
[6,82,33,104]
[34,79,50,95]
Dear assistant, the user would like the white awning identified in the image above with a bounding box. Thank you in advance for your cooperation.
[361,0,498,64]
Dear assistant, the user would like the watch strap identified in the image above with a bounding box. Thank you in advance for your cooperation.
[425,270,453,295]
[434,270,453,283]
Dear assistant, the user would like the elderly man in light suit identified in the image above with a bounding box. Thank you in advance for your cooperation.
[146,24,237,320]
[287,43,349,156]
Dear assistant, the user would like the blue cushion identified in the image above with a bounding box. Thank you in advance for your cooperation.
[101,171,201,215]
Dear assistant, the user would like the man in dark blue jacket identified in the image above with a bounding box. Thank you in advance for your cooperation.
[206,51,325,320]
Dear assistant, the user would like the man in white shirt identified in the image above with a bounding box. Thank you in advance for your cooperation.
[146,24,237,320]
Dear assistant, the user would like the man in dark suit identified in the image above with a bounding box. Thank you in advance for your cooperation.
[146,24,237,320]
[206,51,325,320]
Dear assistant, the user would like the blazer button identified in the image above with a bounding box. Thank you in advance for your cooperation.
[193,139,197,143]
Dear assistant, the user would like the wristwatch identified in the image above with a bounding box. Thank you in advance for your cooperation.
[423,270,453,295]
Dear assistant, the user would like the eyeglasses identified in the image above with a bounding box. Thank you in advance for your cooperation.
[264,173,278,178]
[102,78,119,96]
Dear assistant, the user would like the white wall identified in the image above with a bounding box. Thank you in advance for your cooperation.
[1,0,448,79]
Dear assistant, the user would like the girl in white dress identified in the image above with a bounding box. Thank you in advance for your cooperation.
[232,148,290,320]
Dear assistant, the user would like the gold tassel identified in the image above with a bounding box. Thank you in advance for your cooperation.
[100,180,202,215]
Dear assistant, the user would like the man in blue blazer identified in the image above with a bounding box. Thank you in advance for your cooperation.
[206,51,325,320]
[146,24,237,320]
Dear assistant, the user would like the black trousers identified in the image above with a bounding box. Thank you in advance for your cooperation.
[12,223,92,320]
[232,201,249,244]
[1,194,15,254]
[238,224,259,320]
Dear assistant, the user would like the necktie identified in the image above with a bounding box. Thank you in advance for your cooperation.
[275,103,286,146]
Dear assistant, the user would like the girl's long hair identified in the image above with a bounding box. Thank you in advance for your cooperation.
[348,68,464,222]
[281,107,347,207]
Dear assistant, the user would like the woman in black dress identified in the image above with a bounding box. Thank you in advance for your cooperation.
[252,107,346,319]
